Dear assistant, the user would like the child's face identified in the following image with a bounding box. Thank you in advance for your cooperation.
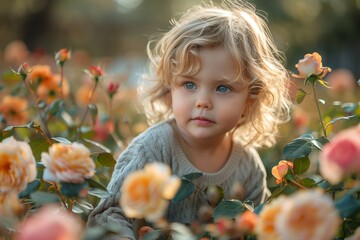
[171,46,249,141]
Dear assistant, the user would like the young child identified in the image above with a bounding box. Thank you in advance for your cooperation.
[88,1,291,239]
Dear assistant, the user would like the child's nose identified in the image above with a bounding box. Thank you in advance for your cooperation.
[196,92,212,109]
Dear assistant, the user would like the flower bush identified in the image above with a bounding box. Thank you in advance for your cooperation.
[0,48,359,240]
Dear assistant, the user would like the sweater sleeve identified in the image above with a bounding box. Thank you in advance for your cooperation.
[86,123,173,240]
[243,148,270,206]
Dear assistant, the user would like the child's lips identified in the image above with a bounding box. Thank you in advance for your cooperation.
[191,117,215,125]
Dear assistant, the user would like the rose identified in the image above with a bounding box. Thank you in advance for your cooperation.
[55,48,71,66]
[120,162,181,222]
[235,211,258,233]
[41,142,95,183]
[255,196,284,240]
[276,190,340,240]
[0,136,36,193]
[319,124,360,184]
[292,52,331,78]
[16,205,83,240]
[86,65,105,82]
[271,160,294,184]
[0,191,22,216]
[0,95,29,125]
[17,62,32,78]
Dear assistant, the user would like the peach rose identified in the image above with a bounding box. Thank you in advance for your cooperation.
[292,52,331,79]
[0,191,22,216]
[120,162,181,222]
[235,211,258,233]
[0,95,28,125]
[28,64,53,85]
[255,197,284,240]
[276,190,340,240]
[271,160,294,184]
[37,74,70,104]
[0,136,36,193]
[16,205,84,240]
[41,142,95,183]
[319,124,360,184]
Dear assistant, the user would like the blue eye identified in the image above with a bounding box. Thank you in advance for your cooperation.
[184,82,196,90]
[216,85,231,93]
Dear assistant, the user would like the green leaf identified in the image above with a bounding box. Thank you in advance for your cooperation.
[60,181,88,198]
[29,136,51,161]
[213,200,244,221]
[283,137,313,159]
[335,194,360,218]
[317,79,330,88]
[96,152,116,167]
[75,199,94,211]
[316,136,329,145]
[51,136,72,144]
[296,89,308,104]
[88,188,111,198]
[183,172,203,181]
[293,157,310,174]
[328,115,356,126]
[269,185,287,200]
[30,191,60,204]
[172,179,195,203]
[281,184,298,195]
[19,179,41,198]
[299,178,316,188]
[83,138,111,153]
[304,74,319,85]
[86,178,107,191]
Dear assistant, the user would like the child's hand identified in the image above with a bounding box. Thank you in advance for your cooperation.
[138,226,155,240]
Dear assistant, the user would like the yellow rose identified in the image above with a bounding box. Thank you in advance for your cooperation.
[292,52,331,78]
[0,137,36,193]
[120,162,181,222]
[41,142,95,183]
[276,190,340,240]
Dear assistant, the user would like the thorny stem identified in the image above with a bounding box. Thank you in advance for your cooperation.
[312,83,327,138]
[23,78,52,139]
[75,81,98,140]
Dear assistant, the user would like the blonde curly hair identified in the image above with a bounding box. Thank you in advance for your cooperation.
[139,0,292,148]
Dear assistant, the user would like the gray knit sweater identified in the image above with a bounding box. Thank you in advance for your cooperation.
[87,119,269,239]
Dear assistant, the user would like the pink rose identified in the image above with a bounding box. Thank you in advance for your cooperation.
[292,52,331,78]
[16,205,83,240]
[320,124,360,184]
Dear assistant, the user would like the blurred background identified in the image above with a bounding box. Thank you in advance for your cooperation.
[1,0,360,74]
[0,0,360,188]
